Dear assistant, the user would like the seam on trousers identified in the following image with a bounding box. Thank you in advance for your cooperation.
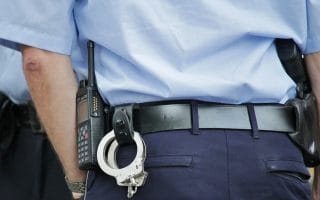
[32,135,44,200]
[84,171,90,200]
[225,130,231,200]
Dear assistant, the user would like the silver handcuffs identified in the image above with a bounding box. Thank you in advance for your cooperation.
[97,130,148,198]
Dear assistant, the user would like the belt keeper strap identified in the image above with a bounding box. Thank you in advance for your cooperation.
[247,104,259,139]
[191,101,200,135]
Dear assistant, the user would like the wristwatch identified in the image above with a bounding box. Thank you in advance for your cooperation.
[65,176,86,194]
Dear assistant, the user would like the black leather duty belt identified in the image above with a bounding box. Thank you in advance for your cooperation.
[127,103,295,134]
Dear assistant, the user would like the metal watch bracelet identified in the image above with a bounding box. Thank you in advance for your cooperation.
[65,176,86,194]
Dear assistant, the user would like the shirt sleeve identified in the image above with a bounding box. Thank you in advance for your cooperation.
[0,0,76,55]
[0,46,30,104]
[304,0,320,54]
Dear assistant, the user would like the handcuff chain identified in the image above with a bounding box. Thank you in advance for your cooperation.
[127,177,138,198]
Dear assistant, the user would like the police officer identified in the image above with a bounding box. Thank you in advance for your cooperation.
[0,1,320,200]
[0,46,71,200]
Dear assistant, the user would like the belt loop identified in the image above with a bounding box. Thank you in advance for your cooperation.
[247,104,259,139]
[191,101,200,135]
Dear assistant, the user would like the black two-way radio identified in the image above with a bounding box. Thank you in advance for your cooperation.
[76,41,106,170]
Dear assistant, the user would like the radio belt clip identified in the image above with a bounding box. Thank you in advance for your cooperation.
[97,104,148,199]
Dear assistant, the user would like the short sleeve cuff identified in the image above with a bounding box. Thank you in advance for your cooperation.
[304,37,320,54]
[0,21,74,55]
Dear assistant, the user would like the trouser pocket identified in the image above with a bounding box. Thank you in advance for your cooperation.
[265,159,311,200]
[266,160,310,183]
[85,154,194,200]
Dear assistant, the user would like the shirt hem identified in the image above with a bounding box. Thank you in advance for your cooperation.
[304,37,320,54]
[0,21,73,55]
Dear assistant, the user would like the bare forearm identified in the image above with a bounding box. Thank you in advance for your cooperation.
[21,46,85,181]
[306,53,320,103]
[305,52,320,199]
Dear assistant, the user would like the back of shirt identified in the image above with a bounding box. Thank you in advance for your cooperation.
[0,0,319,105]
[0,46,29,104]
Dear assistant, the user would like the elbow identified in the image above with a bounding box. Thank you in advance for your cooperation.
[21,46,48,77]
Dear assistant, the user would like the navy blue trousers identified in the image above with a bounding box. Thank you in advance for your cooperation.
[0,128,71,200]
[85,129,311,200]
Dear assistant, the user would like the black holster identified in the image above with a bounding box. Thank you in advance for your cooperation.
[286,94,320,167]
[276,39,320,167]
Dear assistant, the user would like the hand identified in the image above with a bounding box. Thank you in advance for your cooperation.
[313,169,318,199]
[72,192,85,200]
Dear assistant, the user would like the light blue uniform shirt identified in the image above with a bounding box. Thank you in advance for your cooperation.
[0,46,29,104]
[0,1,320,105]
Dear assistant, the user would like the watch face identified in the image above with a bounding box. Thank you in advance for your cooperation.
[78,99,89,123]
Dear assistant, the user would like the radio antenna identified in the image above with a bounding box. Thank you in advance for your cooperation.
[87,40,96,87]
